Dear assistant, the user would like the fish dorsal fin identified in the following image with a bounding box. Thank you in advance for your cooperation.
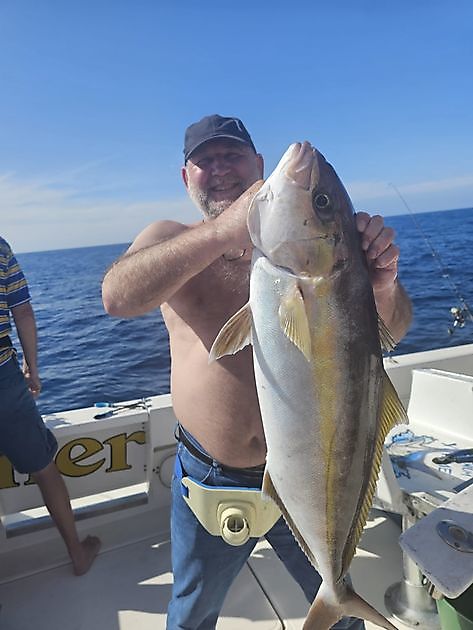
[341,370,408,576]
[378,315,396,353]
[208,302,253,362]
[262,469,318,569]
[380,371,409,428]
[278,284,312,362]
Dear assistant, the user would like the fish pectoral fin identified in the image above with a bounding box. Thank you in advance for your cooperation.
[378,315,396,353]
[278,285,312,362]
[342,371,408,575]
[262,469,317,568]
[208,302,253,362]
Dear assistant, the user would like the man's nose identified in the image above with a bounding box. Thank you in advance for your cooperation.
[210,157,231,176]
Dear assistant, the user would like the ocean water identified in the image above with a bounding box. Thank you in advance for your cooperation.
[13,206,473,416]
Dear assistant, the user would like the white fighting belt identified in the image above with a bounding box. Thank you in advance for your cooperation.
[181,476,281,546]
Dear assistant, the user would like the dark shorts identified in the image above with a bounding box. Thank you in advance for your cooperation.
[0,357,57,474]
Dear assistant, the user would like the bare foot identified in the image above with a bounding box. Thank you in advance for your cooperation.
[72,535,101,576]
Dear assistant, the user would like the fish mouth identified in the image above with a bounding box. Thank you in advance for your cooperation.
[284,141,316,190]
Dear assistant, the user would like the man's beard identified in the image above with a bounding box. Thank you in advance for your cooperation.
[187,182,238,219]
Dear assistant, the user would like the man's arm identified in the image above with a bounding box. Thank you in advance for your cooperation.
[373,279,412,344]
[11,302,41,397]
[102,181,263,318]
[356,211,413,343]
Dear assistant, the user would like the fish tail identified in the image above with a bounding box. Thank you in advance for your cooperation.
[303,584,399,630]
[302,593,341,630]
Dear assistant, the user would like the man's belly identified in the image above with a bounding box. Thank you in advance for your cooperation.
[171,363,266,468]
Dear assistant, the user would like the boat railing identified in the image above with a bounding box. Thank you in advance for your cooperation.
[0,394,178,582]
[375,365,473,627]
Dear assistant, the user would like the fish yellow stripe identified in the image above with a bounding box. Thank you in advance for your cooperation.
[311,278,339,551]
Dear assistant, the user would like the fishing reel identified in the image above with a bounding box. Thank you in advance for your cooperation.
[447,306,467,335]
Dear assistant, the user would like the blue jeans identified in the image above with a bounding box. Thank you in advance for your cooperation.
[166,428,364,630]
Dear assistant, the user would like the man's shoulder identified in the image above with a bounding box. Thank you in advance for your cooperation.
[145,219,192,240]
[0,237,12,255]
[129,220,192,253]
[0,237,13,265]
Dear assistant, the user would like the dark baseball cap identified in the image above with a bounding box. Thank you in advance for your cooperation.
[183,114,256,162]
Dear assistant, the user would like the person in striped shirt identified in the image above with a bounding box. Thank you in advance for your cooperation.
[0,236,100,575]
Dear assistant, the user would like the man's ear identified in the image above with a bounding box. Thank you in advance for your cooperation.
[181,166,189,189]
[256,153,264,179]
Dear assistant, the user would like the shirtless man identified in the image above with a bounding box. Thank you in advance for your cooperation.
[102,114,412,629]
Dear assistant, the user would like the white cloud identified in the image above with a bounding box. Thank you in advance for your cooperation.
[0,173,69,220]
[347,174,473,202]
[2,169,472,252]
[0,172,197,252]
[345,173,473,217]
[400,174,473,195]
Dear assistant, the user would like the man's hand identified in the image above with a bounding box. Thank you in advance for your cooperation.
[23,362,41,398]
[216,180,265,252]
[355,211,400,294]
[356,210,412,342]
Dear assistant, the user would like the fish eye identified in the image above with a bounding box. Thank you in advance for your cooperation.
[314,193,331,209]
[312,192,334,220]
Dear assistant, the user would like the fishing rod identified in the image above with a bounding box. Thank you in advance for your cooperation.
[389,183,473,335]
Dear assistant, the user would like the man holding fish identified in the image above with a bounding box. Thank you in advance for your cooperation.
[102,115,412,629]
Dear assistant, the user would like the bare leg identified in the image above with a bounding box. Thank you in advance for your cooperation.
[32,461,101,575]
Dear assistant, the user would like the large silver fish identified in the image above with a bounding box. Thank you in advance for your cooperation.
[210,142,407,630]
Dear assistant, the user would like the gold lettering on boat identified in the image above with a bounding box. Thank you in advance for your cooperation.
[0,430,147,489]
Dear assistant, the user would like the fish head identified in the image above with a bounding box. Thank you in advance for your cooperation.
[248,141,359,278]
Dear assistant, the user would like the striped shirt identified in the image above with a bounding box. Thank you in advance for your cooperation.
[0,237,31,366]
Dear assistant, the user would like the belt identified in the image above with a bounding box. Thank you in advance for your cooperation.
[176,425,266,477]
[0,335,12,349]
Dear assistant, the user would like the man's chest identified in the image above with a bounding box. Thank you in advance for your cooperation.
[196,259,249,312]
[162,260,250,341]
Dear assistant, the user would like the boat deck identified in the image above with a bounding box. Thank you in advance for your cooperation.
[2,344,473,629]
[0,510,410,630]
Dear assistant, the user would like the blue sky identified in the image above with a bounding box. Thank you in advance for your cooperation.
[1,1,472,252]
